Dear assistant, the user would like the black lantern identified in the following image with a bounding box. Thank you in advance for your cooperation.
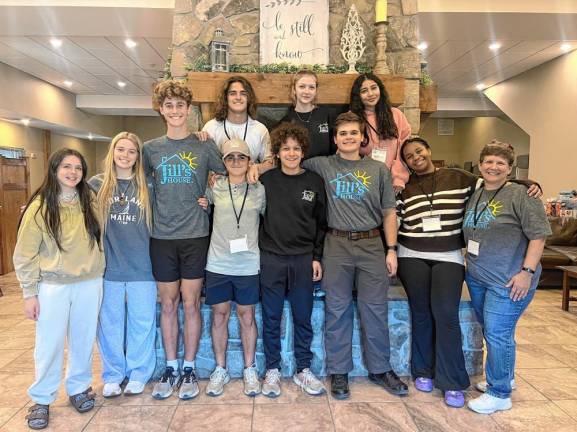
[209,28,230,72]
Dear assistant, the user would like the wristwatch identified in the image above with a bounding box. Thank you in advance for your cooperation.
[522,266,535,274]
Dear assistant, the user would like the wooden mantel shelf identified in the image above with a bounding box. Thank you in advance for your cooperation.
[186,72,406,122]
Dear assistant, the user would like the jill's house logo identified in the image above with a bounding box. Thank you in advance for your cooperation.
[330,171,371,201]
[156,152,198,185]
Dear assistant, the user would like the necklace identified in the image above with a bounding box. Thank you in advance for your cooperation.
[294,109,313,123]
[117,180,132,206]
[59,191,78,203]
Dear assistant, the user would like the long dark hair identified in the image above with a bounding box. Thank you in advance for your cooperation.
[349,73,398,143]
[19,148,101,251]
[214,76,258,121]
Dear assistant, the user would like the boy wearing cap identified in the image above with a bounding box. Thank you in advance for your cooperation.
[199,138,266,397]
[144,80,225,400]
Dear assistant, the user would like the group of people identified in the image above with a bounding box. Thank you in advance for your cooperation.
[13,69,550,430]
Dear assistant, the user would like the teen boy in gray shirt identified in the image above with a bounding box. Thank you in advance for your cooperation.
[143,80,225,401]
[302,112,408,400]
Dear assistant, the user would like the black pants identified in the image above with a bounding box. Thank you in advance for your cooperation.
[397,257,470,391]
[260,251,314,371]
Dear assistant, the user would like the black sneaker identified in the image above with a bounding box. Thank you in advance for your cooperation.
[330,374,350,400]
[369,371,409,396]
[151,366,179,399]
[178,367,200,400]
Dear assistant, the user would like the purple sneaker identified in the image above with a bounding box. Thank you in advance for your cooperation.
[414,377,433,393]
[445,390,465,408]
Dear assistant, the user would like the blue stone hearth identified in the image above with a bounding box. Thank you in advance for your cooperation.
[153,284,484,379]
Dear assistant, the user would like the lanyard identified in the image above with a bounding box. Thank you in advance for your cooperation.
[472,183,505,229]
[416,170,437,213]
[224,119,248,141]
[228,180,249,230]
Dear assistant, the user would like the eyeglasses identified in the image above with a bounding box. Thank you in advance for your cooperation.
[224,154,249,163]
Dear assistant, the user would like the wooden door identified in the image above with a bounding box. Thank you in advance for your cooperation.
[0,157,30,275]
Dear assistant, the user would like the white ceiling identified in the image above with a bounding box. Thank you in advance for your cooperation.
[418,12,577,98]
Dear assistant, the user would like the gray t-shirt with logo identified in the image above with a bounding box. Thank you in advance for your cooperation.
[302,154,396,231]
[143,134,225,239]
[205,177,266,276]
[463,182,551,288]
[88,174,154,282]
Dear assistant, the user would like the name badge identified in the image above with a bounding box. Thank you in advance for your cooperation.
[467,240,480,256]
[229,236,249,254]
[422,216,442,232]
[371,148,387,163]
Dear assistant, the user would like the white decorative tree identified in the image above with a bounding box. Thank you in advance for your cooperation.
[340,4,366,74]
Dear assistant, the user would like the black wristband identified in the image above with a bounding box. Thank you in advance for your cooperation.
[386,245,398,252]
[522,267,535,274]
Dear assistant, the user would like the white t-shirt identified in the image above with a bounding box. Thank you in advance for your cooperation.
[202,117,272,163]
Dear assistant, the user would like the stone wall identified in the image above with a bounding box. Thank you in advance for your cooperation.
[171,0,420,132]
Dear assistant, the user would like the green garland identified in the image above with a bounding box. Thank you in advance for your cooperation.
[184,59,373,74]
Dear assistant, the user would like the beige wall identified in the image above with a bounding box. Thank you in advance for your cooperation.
[485,49,577,197]
[420,116,530,169]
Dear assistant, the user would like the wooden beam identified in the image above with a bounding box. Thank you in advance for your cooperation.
[186,72,405,107]
[419,85,438,114]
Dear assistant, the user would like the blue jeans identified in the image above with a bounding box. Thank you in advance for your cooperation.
[97,280,157,384]
[465,274,535,399]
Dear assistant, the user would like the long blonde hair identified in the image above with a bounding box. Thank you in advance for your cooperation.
[97,132,151,231]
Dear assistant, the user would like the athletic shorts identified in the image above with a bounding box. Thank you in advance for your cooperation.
[204,271,260,306]
[150,237,209,282]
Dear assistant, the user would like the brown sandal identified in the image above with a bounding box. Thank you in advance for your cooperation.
[69,387,96,413]
[26,404,49,430]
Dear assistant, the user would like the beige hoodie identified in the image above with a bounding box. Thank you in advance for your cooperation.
[13,196,105,298]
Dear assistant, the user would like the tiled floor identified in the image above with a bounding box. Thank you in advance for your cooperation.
[1,273,577,431]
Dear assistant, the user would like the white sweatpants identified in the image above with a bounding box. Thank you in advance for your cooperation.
[28,278,103,405]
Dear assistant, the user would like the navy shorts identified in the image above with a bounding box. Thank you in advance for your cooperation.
[150,237,209,282]
[204,271,260,306]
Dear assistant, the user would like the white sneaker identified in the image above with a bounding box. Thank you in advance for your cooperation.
[102,382,122,398]
[475,379,516,393]
[243,365,261,397]
[293,368,326,395]
[151,366,179,400]
[124,381,145,395]
[178,367,200,400]
[262,369,282,398]
[206,366,230,397]
[468,393,512,414]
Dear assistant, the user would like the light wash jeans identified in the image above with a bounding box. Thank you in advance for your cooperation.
[97,280,157,384]
[29,278,103,405]
[466,274,536,399]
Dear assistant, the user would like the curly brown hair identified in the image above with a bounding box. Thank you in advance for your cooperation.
[270,122,310,158]
[479,139,515,165]
[333,111,365,136]
[214,76,258,121]
[152,80,193,113]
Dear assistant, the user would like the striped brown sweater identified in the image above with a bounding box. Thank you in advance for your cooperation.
[397,168,479,252]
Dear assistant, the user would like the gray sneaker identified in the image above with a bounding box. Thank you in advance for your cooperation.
[178,367,200,400]
[243,365,261,397]
[262,368,282,398]
[293,368,326,395]
[206,366,230,397]
[152,366,179,400]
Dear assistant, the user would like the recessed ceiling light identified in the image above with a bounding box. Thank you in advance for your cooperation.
[476,83,485,91]
[21,118,30,126]
[561,43,572,52]
[124,39,137,48]
[117,81,127,88]
[88,133,93,140]
[417,42,428,51]
[63,80,73,87]
[489,42,501,51]
[50,38,63,48]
